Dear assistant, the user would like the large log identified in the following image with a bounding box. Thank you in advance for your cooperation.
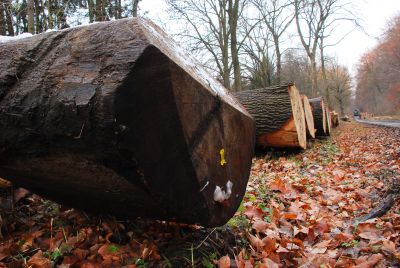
[0,18,255,227]
[309,97,326,136]
[301,95,315,139]
[234,84,306,149]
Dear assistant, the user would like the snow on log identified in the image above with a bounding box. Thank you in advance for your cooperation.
[309,97,327,136]
[0,18,256,227]
[301,95,315,139]
[234,84,306,149]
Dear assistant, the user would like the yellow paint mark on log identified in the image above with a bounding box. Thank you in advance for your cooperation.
[220,149,227,166]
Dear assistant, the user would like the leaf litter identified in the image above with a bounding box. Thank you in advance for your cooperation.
[0,121,399,267]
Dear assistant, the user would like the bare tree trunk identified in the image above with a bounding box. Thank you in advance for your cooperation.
[117,0,121,18]
[95,0,103,21]
[5,0,14,35]
[27,0,34,34]
[228,0,241,92]
[273,34,281,84]
[101,0,106,20]
[88,0,94,22]
[311,56,317,97]
[113,0,118,19]
[47,0,53,28]
[132,0,139,17]
[39,0,47,31]
[34,0,40,33]
[0,0,6,35]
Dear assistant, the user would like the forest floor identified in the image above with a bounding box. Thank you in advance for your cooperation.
[0,121,399,268]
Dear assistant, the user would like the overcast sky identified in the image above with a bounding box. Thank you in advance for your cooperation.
[139,0,400,76]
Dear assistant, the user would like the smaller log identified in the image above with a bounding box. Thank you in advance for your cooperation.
[235,84,307,149]
[340,115,350,122]
[325,107,332,136]
[309,97,327,136]
[330,111,339,127]
[301,95,315,138]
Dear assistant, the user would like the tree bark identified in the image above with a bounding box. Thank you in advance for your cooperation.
[132,0,139,17]
[309,97,327,136]
[0,0,6,36]
[235,84,306,149]
[47,0,53,29]
[87,0,94,23]
[301,95,315,138]
[95,0,103,21]
[4,0,14,35]
[34,0,40,33]
[0,18,255,227]
[274,34,281,84]
[27,0,34,34]
[228,0,241,92]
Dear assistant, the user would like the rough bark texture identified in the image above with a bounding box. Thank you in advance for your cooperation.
[0,18,255,227]
[309,97,326,136]
[235,84,306,149]
[301,95,315,139]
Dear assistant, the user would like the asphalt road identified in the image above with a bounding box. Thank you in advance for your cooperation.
[355,117,400,128]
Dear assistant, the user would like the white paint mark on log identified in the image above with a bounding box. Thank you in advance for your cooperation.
[213,180,233,202]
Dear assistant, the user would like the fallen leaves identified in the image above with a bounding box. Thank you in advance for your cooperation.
[0,122,398,267]
[238,122,400,267]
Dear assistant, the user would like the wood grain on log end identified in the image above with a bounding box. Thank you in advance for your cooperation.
[325,107,332,136]
[301,95,316,139]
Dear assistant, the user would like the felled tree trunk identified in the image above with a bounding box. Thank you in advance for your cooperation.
[0,18,255,227]
[301,95,315,139]
[234,84,306,149]
[309,97,326,136]
[325,107,332,136]
[331,111,339,127]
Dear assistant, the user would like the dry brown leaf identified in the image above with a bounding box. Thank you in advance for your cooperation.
[217,255,231,268]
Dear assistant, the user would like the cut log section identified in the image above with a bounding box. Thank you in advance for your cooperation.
[0,18,256,227]
[309,97,327,136]
[325,107,332,136]
[301,95,315,139]
[234,84,306,149]
[331,111,339,127]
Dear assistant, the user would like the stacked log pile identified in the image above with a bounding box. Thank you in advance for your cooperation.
[234,84,307,150]
[0,18,256,227]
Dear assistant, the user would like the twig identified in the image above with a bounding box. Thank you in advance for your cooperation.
[74,123,85,139]
[195,228,216,249]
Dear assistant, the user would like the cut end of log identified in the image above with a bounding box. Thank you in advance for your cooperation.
[301,95,316,139]
[330,111,339,127]
[325,107,332,136]
[309,97,327,137]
